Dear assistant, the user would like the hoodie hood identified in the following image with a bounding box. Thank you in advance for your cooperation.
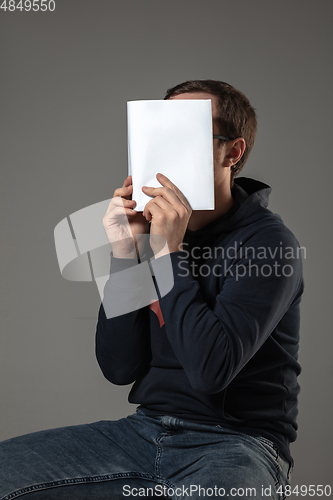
[184,177,281,240]
[234,177,272,208]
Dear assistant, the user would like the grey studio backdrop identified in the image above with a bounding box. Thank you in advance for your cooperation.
[1,0,332,493]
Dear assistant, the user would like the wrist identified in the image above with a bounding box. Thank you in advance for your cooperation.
[153,243,181,259]
[111,240,137,259]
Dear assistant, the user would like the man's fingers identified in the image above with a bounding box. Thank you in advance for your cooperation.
[142,173,191,212]
[145,195,176,216]
[156,173,191,209]
[112,197,136,208]
[143,197,179,223]
[113,184,133,198]
[143,200,165,223]
[142,185,189,217]
[142,186,178,204]
[106,196,136,215]
[123,175,132,188]
[103,205,137,226]
[112,176,133,198]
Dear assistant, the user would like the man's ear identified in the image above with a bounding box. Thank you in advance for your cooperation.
[225,138,246,167]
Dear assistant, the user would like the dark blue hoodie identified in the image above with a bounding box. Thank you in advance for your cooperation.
[96,177,304,463]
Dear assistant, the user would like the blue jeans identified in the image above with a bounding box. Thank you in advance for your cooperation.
[0,410,292,499]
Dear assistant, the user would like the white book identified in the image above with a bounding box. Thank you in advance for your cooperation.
[127,99,215,211]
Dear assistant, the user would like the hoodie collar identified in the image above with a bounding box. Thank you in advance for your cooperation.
[184,177,274,239]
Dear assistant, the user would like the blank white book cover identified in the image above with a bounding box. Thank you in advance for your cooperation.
[127,99,215,211]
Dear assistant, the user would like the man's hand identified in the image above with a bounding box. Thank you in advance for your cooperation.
[103,175,149,259]
[142,173,192,257]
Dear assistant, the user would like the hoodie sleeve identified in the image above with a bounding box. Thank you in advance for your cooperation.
[95,256,153,385]
[150,224,304,394]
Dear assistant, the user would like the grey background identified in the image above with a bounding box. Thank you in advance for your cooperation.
[1,0,332,492]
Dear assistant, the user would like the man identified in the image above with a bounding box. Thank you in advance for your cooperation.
[0,80,303,499]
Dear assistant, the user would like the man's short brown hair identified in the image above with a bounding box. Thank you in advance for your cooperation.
[164,80,257,186]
